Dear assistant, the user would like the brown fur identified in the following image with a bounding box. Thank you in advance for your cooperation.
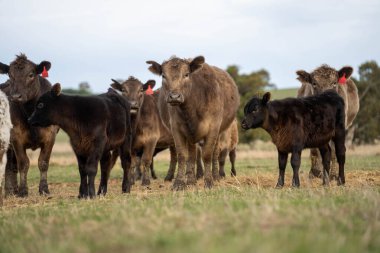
[297,65,359,178]
[147,56,240,190]
[0,54,59,197]
[111,78,175,186]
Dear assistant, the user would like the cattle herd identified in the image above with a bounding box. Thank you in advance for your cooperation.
[0,54,359,202]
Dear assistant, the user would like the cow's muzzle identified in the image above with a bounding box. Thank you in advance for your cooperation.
[167,92,184,105]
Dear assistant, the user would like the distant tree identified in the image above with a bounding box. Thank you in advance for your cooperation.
[226,65,274,143]
[353,61,380,144]
[62,81,92,96]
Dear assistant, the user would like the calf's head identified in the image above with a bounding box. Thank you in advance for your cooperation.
[146,56,205,105]
[241,92,271,130]
[0,54,51,103]
[28,83,61,127]
[296,65,353,95]
[111,77,156,114]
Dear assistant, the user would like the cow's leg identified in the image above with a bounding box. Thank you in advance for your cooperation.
[309,148,322,178]
[98,151,112,195]
[230,148,237,177]
[150,159,157,179]
[196,145,204,179]
[334,129,346,186]
[120,144,133,193]
[38,142,54,195]
[329,141,338,180]
[0,150,7,206]
[5,148,18,196]
[290,150,301,188]
[212,137,221,181]
[218,148,228,178]
[141,141,157,186]
[319,144,331,186]
[276,151,288,188]
[164,146,177,182]
[202,133,219,189]
[186,142,196,186]
[172,131,188,191]
[86,153,100,199]
[76,154,88,199]
[13,144,29,197]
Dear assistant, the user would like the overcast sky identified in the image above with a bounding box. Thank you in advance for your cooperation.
[0,0,379,92]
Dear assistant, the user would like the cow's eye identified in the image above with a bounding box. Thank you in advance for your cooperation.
[28,72,34,78]
[37,102,44,109]
[184,73,190,78]
[162,74,166,79]
[140,89,144,93]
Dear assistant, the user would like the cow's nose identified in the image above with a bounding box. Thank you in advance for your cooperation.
[169,93,181,100]
[130,101,139,108]
[11,93,22,102]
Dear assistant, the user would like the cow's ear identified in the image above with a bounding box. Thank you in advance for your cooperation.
[110,79,122,91]
[262,92,271,105]
[338,66,353,79]
[0,62,10,74]
[296,70,312,83]
[142,80,156,91]
[51,83,61,97]
[146,61,162,76]
[190,56,205,73]
[36,61,51,74]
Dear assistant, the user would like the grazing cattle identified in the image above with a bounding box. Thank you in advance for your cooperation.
[297,65,359,178]
[241,90,346,187]
[147,56,240,190]
[0,90,12,206]
[28,83,132,198]
[110,77,175,186]
[0,54,59,197]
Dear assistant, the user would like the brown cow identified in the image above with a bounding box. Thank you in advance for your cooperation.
[0,54,59,197]
[297,65,359,178]
[147,56,240,190]
[110,77,175,186]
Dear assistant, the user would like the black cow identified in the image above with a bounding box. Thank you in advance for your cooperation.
[241,90,346,187]
[28,83,132,198]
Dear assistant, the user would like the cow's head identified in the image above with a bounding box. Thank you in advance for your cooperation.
[28,83,61,127]
[111,77,156,115]
[296,65,353,94]
[146,56,205,106]
[241,92,271,130]
[0,54,51,103]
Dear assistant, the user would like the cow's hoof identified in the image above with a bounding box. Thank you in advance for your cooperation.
[39,184,50,196]
[141,178,150,186]
[231,169,237,177]
[309,169,322,179]
[196,171,204,180]
[172,179,186,191]
[17,187,28,198]
[186,176,197,186]
[337,177,345,186]
[204,178,213,189]
[212,174,221,181]
[164,174,174,182]
[275,183,284,189]
[219,171,226,178]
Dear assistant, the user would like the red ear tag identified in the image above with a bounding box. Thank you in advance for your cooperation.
[41,66,49,78]
[146,85,153,95]
[338,73,346,85]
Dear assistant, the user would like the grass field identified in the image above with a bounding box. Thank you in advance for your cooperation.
[0,137,379,253]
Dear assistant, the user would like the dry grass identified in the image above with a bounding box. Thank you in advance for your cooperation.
[1,141,379,253]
